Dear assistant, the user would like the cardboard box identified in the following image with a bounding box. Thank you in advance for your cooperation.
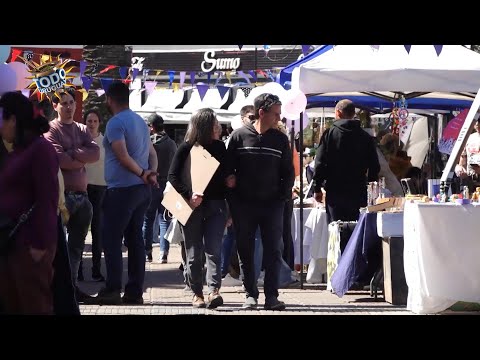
[161,145,220,225]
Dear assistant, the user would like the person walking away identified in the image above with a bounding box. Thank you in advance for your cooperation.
[143,114,177,263]
[313,99,380,228]
[93,82,158,305]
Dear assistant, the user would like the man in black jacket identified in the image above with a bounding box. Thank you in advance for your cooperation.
[142,114,177,262]
[313,99,380,225]
[226,93,294,311]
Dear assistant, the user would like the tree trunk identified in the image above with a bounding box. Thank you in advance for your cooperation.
[82,45,132,128]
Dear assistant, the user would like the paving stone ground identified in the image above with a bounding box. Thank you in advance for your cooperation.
[77,234,477,316]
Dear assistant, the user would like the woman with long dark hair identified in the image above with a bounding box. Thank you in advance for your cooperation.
[168,108,228,309]
[0,91,60,314]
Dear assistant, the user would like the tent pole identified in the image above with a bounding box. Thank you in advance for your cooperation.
[299,112,304,290]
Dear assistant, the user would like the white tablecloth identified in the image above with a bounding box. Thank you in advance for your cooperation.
[377,211,404,237]
[404,201,480,314]
[292,206,329,283]
[292,207,313,264]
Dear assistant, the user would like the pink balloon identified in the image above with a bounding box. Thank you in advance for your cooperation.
[0,63,17,95]
[285,111,309,133]
[7,61,31,90]
[282,89,308,115]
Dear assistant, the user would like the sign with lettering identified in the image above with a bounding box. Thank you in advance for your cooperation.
[201,51,240,73]
[441,91,480,182]
[19,55,75,101]
[438,109,469,155]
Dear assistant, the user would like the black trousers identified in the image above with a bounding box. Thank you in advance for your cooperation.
[282,198,294,270]
[87,184,106,275]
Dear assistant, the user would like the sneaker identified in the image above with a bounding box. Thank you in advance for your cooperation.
[264,297,286,311]
[242,296,258,310]
[122,294,144,305]
[207,289,223,309]
[146,250,153,263]
[160,251,168,264]
[92,287,122,305]
[75,287,94,304]
[192,294,206,308]
[92,273,105,282]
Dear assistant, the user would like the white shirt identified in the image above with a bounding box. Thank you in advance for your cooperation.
[462,132,480,176]
[85,133,106,186]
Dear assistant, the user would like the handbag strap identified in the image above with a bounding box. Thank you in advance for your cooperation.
[9,204,35,237]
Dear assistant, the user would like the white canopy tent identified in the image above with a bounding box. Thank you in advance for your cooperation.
[292,45,480,95]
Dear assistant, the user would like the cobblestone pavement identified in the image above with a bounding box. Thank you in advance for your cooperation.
[77,235,477,315]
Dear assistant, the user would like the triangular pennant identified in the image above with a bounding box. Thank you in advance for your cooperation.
[21,89,30,98]
[179,71,186,88]
[119,66,128,79]
[197,84,209,101]
[81,76,93,91]
[96,89,105,97]
[215,71,223,86]
[434,45,443,56]
[168,70,175,86]
[238,45,243,50]
[79,61,87,76]
[99,65,117,75]
[404,45,412,54]
[132,68,140,81]
[79,89,88,101]
[100,78,114,92]
[190,71,196,86]
[248,70,257,82]
[301,45,310,55]
[11,48,22,62]
[237,70,251,84]
[217,85,229,99]
[144,80,157,95]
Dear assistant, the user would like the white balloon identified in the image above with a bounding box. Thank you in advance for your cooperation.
[0,45,11,63]
[230,115,244,130]
[7,61,30,90]
[283,89,308,115]
[284,111,309,133]
[0,63,17,95]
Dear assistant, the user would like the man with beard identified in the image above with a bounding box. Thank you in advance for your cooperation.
[93,82,158,305]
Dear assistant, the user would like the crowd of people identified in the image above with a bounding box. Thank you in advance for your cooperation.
[2,83,452,314]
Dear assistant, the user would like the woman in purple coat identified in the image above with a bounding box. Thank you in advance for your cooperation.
[0,92,59,314]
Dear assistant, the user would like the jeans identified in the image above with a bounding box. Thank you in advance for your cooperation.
[53,215,80,315]
[255,233,294,287]
[87,184,106,275]
[102,184,151,298]
[230,198,284,300]
[65,192,93,287]
[221,225,236,277]
[180,199,227,295]
[142,180,171,255]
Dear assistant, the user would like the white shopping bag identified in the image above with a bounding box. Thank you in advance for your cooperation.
[164,218,183,245]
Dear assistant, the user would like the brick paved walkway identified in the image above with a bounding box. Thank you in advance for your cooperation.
[77,235,476,315]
